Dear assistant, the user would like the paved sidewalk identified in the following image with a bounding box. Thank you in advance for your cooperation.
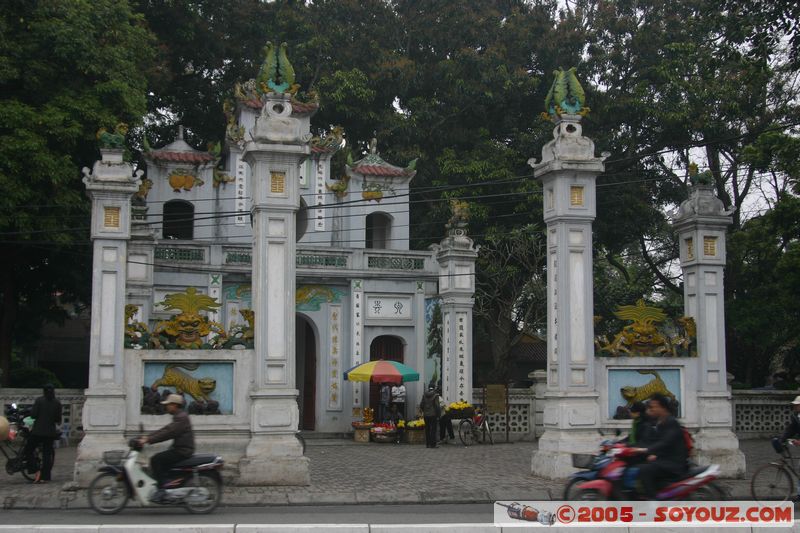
[0,438,777,509]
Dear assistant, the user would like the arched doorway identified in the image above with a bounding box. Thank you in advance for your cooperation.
[369,335,404,419]
[365,212,392,249]
[295,316,316,430]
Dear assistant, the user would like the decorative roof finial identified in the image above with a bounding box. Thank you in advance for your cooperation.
[177,125,184,140]
[543,67,589,120]
[256,41,298,95]
[369,137,378,154]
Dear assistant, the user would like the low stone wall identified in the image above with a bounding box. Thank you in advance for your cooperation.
[0,388,85,445]
[732,389,796,439]
[471,388,536,441]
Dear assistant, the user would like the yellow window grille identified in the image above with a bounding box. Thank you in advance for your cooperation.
[703,236,717,256]
[270,172,286,193]
[570,186,584,206]
[103,206,120,228]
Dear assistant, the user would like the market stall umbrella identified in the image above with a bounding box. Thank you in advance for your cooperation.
[344,360,419,384]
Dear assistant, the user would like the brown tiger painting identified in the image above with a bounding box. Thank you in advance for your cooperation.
[151,364,216,402]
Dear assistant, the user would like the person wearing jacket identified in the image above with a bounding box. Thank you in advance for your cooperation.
[24,383,62,483]
[632,393,688,498]
[138,393,194,502]
[419,386,441,448]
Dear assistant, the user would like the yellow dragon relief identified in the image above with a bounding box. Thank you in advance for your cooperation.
[151,363,216,402]
[152,288,227,349]
[596,300,697,357]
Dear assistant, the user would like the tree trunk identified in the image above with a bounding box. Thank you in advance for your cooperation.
[0,250,17,386]
[488,318,512,384]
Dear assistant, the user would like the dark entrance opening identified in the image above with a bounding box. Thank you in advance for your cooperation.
[296,316,316,430]
[368,335,404,420]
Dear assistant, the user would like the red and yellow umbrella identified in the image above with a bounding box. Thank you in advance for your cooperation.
[344,360,419,384]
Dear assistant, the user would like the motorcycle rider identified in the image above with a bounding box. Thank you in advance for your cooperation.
[632,393,688,498]
[137,393,194,502]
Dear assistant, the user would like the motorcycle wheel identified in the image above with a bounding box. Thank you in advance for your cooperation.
[564,478,587,500]
[184,472,222,514]
[577,488,605,501]
[687,481,725,501]
[88,472,129,515]
[20,445,42,482]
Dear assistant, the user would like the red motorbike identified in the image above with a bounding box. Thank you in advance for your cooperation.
[574,443,724,501]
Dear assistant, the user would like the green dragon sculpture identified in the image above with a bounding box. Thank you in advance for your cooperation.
[97,123,128,149]
[256,41,297,95]
[544,67,588,117]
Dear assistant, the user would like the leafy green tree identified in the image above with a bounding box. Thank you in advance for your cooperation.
[0,0,154,385]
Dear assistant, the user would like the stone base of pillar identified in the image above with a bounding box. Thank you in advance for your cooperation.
[693,392,746,478]
[693,428,746,479]
[237,434,310,485]
[532,393,601,479]
[74,432,130,486]
[532,428,603,479]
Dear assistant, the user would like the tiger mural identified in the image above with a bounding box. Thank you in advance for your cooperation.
[620,369,676,407]
[151,363,216,403]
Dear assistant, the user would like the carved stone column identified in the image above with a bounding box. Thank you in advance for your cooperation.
[238,92,310,485]
[530,111,605,479]
[672,181,745,477]
[75,148,140,484]
[435,223,477,405]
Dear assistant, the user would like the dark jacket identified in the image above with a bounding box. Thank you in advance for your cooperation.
[148,410,194,456]
[780,412,800,441]
[645,415,688,468]
[629,415,656,446]
[419,390,441,418]
[31,396,62,438]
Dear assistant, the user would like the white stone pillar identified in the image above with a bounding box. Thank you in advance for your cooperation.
[435,224,477,405]
[238,93,309,485]
[672,183,745,477]
[75,149,139,484]
[530,114,605,479]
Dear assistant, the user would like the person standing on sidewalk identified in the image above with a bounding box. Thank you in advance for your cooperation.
[24,383,62,483]
[419,386,441,448]
[379,383,391,422]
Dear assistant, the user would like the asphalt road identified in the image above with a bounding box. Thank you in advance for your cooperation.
[1,503,494,525]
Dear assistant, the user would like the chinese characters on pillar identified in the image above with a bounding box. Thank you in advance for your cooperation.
[235,155,247,226]
[351,280,363,407]
[444,313,451,400]
[314,163,325,231]
[328,305,342,410]
[456,312,467,402]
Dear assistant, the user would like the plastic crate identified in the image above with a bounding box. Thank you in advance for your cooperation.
[103,450,127,466]
[571,453,595,469]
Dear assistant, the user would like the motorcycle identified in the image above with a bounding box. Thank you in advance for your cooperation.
[88,431,224,515]
[1,403,41,481]
[574,442,723,501]
[564,438,619,499]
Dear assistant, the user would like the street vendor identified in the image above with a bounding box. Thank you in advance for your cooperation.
[391,382,406,419]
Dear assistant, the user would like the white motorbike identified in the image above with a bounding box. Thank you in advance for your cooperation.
[88,434,224,515]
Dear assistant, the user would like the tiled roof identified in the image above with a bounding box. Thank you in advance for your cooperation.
[350,152,413,178]
[509,337,547,363]
[148,151,216,164]
[352,164,409,177]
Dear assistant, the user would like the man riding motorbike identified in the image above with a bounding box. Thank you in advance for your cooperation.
[137,393,194,502]
[632,393,688,498]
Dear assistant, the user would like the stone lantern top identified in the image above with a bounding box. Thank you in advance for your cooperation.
[672,163,735,224]
[544,67,588,118]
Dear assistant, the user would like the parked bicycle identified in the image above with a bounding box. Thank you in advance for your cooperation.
[751,438,800,503]
[1,403,44,482]
[458,408,493,446]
